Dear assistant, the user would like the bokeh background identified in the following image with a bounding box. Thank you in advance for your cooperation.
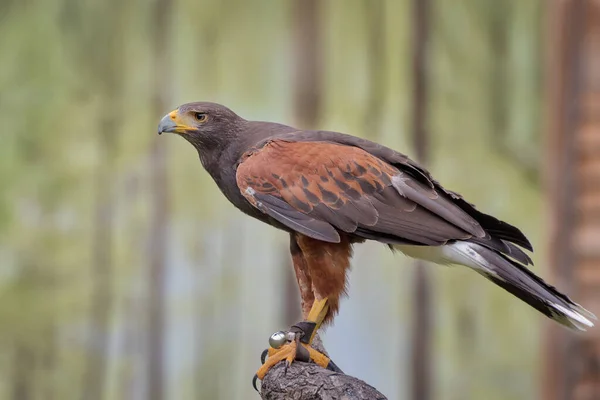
[1,0,599,399]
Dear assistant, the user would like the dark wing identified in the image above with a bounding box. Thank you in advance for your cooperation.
[236,140,487,246]
[251,130,533,264]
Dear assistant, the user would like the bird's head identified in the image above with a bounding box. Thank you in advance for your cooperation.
[158,102,244,149]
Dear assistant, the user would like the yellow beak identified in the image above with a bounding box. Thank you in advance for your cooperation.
[158,110,193,134]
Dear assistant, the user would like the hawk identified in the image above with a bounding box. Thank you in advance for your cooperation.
[158,102,595,381]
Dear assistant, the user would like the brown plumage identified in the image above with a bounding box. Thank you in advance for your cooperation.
[237,140,477,247]
[158,101,595,331]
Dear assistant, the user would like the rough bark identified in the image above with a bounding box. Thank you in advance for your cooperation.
[261,363,387,400]
[260,336,387,400]
[543,1,600,399]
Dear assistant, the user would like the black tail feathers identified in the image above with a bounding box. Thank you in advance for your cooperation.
[451,242,596,331]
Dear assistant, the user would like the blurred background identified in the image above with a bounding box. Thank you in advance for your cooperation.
[0,0,599,399]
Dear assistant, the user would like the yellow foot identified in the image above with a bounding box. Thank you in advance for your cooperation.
[252,330,344,392]
[299,342,331,369]
[255,340,333,380]
[253,299,339,392]
[255,340,299,380]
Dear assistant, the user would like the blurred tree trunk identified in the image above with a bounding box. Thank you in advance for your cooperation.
[10,261,38,400]
[292,0,323,127]
[119,295,138,400]
[147,0,173,398]
[115,173,146,400]
[282,248,302,326]
[193,242,219,399]
[364,0,386,137]
[41,324,57,400]
[83,119,115,400]
[488,0,508,144]
[410,0,432,399]
[543,1,600,399]
[12,341,33,400]
[79,0,128,397]
[488,1,539,182]
[284,0,324,325]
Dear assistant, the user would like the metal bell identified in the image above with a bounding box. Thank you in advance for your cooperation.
[269,331,287,349]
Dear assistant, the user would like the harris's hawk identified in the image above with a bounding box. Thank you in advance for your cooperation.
[158,102,595,381]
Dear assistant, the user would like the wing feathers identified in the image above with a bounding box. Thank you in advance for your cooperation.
[237,140,476,246]
[435,191,533,250]
[253,192,341,243]
[311,203,357,233]
[391,174,486,238]
[361,198,470,245]
[236,139,531,262]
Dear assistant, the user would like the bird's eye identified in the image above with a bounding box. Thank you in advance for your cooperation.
[194,112,207,122]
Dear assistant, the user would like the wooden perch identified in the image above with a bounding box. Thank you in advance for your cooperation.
[258,335,387,400]
[260,362,388,400]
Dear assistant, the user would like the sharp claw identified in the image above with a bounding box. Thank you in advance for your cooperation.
[326,359,344,373]
[256,324,330,383]
[260,348,269,365]
[284,360,291,375]
[252,374,260,393]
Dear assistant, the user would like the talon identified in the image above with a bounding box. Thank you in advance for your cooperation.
[326,359,344,373]
[301,342,332,369]
[260,348,269,365]
[255,299,331,382]
[284,339,298,375]
[254,334,334,381]
[255,342,297,380]
[252,374,260,393]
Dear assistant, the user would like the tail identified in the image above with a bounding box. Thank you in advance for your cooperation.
[420,242,597,331]
[448,242,596,330]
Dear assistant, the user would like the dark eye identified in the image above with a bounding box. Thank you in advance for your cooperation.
[194,112,207,122]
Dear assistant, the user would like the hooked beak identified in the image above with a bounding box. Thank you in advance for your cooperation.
[158,110,193,135]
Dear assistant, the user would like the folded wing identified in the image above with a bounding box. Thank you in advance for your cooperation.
[236,140,484,246]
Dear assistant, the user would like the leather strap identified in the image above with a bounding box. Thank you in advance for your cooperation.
[290,321,317,344]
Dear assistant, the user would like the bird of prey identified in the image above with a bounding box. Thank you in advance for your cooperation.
[158,102,595,381]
